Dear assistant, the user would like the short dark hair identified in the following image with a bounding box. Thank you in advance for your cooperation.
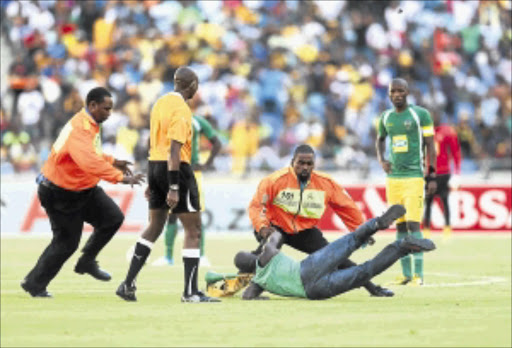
[234,251,257,274]
[86,87,112,106]
[292,144,315,159]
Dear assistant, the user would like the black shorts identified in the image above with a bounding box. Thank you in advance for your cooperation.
[147,161,200,213]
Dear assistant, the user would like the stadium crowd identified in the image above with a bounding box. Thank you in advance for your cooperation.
[1,0,511,176]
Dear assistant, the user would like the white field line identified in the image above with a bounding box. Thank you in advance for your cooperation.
[422,272,507,288]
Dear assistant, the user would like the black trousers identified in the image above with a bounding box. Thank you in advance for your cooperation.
[424,174,451,228]
[23,183,124,292]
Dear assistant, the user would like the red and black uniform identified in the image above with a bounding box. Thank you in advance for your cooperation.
[424,124,462,228]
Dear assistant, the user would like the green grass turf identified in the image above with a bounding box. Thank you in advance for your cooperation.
[1,232,510,347]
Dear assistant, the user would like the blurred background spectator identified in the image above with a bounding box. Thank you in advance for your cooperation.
[1,0,510,177]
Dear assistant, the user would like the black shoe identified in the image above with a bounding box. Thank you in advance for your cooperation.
[377,205,407,229]
[20,280,52,298]
[181,291,221,303]
[400,236,436,253]
[369,285,394,297]
[74,259,111,281]
[116,281,137,302]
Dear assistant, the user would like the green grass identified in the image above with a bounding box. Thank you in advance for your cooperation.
[1,233,511,347]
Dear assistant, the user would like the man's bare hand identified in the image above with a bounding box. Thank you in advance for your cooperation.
[144,186,150,201]
[166,190,179,210]
[242,296,270,301]
[259,226,276,240]
[113,159,133,176]
[426,180,437,196]
[121,173,145,188]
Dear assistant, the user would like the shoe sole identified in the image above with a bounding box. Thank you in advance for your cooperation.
[116,290,137,302]
[75,269,111,281]
[21,281,52,298]
[401,237,436,252]
[379,205,406,228]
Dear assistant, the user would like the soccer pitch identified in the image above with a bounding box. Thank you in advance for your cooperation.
[1,233,510,347]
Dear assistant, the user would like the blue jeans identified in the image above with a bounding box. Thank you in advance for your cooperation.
[300,219,405,299]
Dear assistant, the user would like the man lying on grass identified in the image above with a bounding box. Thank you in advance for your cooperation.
[234,205,435,300]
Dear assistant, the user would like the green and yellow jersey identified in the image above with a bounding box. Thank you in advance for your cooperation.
[191,115,217,166]
[377,105,434,178]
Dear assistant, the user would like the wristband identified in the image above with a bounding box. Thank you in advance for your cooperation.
[168,170,179,186]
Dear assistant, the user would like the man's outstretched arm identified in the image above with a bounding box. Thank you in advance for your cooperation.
[241,232,282,300]
[258,231,283,266]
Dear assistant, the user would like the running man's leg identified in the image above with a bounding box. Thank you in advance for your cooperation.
[81,187,125,262]
[23,186,84,295]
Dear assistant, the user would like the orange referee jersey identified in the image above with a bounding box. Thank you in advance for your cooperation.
[248,167,364,234]
[148,92,192,163]
[41,108,123,191]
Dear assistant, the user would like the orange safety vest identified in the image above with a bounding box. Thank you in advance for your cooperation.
[248,167,364,234]
[41,108,123,191]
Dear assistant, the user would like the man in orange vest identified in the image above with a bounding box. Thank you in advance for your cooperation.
[21,87,144,298]
[248,144,394,297]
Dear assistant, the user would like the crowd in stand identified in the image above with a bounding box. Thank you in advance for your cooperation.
[1,0,511,176]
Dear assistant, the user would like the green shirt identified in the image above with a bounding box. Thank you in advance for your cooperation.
[191,115,217,165]
[252,252,307,298]
[461,25,480,54]
[378,104,434,178]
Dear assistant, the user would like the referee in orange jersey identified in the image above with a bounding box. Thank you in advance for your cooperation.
[117,67,219,303]
[21,87,145,298]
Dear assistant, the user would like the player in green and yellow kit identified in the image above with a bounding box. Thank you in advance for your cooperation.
[375,78,437,286]
[152,115,221,267]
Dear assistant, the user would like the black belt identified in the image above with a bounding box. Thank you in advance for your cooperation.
[36,173,52,187]
[36,173,93,194]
